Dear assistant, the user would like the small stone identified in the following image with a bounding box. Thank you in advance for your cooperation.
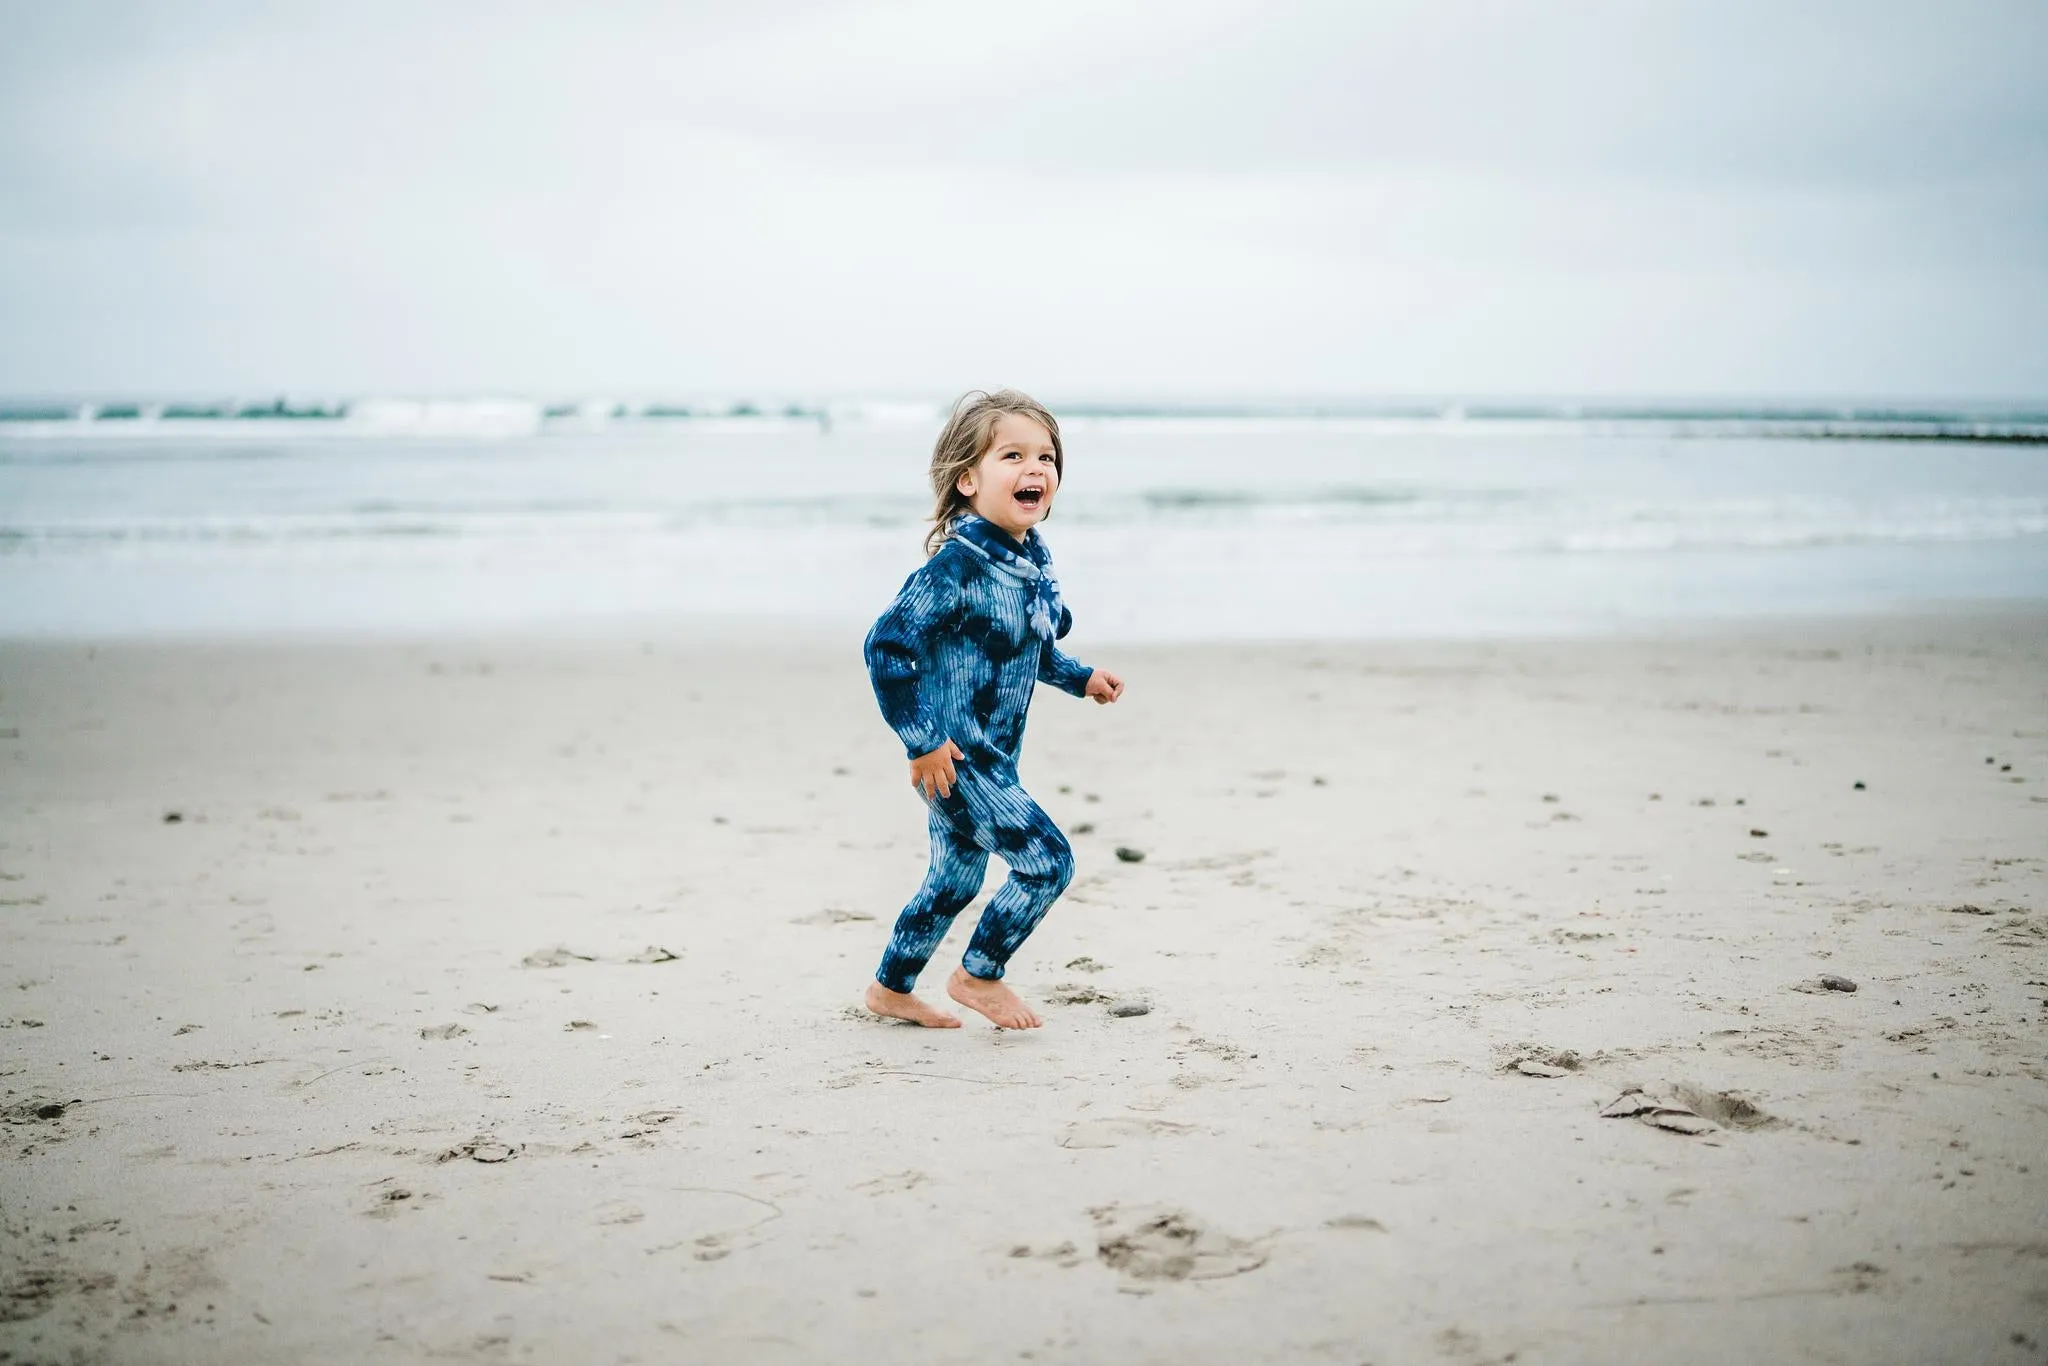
[1749,828,1769,838]
[1106,1001,1151,1018]
[162,811,184,824]
[1852,781,1866,790]
[1114,847,1146,864]
[1072,823,1095,835]
[1819,974,1858,993]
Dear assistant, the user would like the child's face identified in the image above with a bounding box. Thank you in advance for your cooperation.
[957,413,1059,539]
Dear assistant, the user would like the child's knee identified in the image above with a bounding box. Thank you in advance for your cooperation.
[1032,832,1075,894]
[930,883,980,916]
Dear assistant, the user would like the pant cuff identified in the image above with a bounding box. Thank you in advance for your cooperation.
[961,949,1005,981]
[874,960,924,994]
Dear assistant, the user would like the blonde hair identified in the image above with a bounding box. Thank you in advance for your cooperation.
[924,389,1064,555]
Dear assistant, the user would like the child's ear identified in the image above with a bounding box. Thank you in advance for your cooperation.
[955,472,976,497]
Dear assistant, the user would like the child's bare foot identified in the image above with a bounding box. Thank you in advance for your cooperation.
[946,966,1043,1029]
[864,981,962,1028]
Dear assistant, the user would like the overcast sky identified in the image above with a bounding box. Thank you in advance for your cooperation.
[2,0,2044,400]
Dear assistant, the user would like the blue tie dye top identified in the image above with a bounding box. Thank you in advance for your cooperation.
[864,515,1095,773]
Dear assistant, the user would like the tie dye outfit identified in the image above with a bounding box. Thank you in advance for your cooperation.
[864,515,1094,993]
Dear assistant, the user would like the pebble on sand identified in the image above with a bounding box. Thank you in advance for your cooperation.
[1115,847,1146,863]
[1819,973,1858,992]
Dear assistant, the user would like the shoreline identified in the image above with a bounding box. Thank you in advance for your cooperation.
[2,596,2045,652]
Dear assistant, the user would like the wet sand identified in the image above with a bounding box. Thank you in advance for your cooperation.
[2,614,2045,1364]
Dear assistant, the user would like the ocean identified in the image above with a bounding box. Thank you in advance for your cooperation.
[3,401,2046,640]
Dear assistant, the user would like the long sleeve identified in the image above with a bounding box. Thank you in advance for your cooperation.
[1037,604,1092,697]
[864,562,961,759]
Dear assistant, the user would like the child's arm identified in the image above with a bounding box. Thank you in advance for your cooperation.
[1038,604,1101,698]
[863,562,962,760]
[1037,604,1091,696]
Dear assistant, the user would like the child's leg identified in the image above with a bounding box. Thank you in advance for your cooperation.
[954,780,1075,983]
[874,813,989,994]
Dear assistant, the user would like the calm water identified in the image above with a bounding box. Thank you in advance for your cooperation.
[3,417,2045,640]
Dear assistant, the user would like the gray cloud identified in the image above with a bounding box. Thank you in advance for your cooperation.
[1,0,2043,398]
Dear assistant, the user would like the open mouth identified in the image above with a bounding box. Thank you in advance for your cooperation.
[1014,487,1046,509]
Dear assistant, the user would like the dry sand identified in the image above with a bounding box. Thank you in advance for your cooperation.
[2,614,2045,1364]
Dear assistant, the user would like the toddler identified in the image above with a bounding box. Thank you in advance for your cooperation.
[862,389,1123,1029]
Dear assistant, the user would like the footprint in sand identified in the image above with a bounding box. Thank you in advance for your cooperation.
[791,908,876,926]
[1600,1083,1781,1134]
[1088,1205,1268,1285]
[1007,1240,1086,1268]
[1057,1116,1202,1149]
[1499,1045,1585,1077]
[521,946,595,968]
[364,1182,435,1218]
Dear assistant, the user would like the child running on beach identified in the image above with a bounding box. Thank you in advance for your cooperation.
[862,389,1124,1030]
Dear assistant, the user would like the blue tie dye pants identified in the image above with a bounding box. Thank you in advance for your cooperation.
[875,766,1076,994]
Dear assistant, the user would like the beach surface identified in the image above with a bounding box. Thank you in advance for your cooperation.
[3,615,2045,1364]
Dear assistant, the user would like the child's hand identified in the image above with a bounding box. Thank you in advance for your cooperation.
[910,740,965,798]
[1085,669,1124,705]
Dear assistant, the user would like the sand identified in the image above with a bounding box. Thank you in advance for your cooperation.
[2,614,2045,1364]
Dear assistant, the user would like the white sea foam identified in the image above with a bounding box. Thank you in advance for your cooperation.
[343,398,544,437]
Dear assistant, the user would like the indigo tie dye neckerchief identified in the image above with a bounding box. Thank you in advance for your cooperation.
[948,514,1064,641]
